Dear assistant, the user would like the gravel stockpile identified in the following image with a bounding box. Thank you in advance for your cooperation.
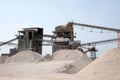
[53,49,91,61]
[53,49,92,74]
[5,50,43,63]
[57,58,92,74]
[1,48,119,80]
[77,48,120,80]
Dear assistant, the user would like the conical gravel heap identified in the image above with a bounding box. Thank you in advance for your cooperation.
[5,50,43,63]
[77,48,120,80]
[53,49,92,74]
[53,49,91,61]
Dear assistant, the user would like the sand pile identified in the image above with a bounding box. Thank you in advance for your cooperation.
[77,48,120,80]
[0,55,9,64]
[0,49,92,79]
[5,50,43,63]
[57,58,92,74]
[0,49,94,80]
[53,50,92,74]
[53,49,91,61]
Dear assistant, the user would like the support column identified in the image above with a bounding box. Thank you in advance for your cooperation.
[91,51,96,60]
[118,32,120,48]
[25,31,29,49]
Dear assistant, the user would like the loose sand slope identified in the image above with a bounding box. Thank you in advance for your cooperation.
[53,50,92,74]
[53,50,90,61]
[5,50,43,63]
[77,48,120,80]
[0,49,92,80]
[1,48,119,80]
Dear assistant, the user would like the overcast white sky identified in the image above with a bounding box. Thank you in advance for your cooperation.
[0,0,120,56]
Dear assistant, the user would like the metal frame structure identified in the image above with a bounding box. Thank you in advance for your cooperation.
[69,22,120,48]
[0,22,120,60]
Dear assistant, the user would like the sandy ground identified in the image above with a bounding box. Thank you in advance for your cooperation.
[0,50,91,80]
[0,74,83,80]
[0,62,84,80]
[0,48,120,80]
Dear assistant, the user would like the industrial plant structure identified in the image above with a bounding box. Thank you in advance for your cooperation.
[0,22,120,61]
